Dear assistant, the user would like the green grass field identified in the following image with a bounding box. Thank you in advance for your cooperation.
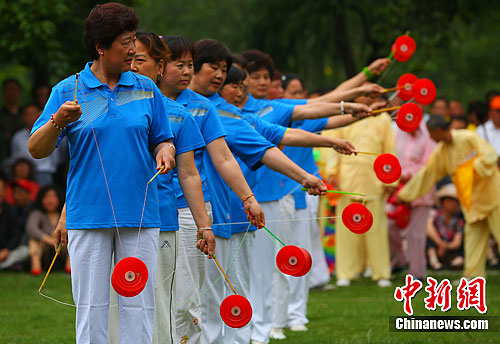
[1,270,499,343]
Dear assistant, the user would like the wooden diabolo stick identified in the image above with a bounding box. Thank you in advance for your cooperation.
[212,255,237,295]
[38,243,62,293]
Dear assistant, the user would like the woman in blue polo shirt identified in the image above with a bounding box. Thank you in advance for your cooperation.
[28,4,175,344]
[160,35,265,344]
[129,30,213,344]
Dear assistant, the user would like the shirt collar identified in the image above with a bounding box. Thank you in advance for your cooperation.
[80,62,135,89]
[176,89,189,106]
[242,94,260,112]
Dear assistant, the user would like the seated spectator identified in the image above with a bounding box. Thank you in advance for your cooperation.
[426,184,464,270]
[0,176,29,270]
[0,78,24,163]
[26,185,69,275]
[5,158,40,204]
[10,104,61,186]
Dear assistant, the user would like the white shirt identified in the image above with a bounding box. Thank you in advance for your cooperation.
[10,128,62,173]
[477,120,500,156]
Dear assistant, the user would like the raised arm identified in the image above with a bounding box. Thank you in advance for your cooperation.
[260,147,326,195]
[291,101,371,122]
[29,101,82,159]
[279,128,356,155]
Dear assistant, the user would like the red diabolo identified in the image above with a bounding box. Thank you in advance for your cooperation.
[373,153,402,184]
[392,35,416,62]
[395,103,423,132]
[111,257,149,297]
[219,294,253,328]
[396,73,418,101]
[341,203,373,234]
[276,245,312,277]
[413,78,437,105]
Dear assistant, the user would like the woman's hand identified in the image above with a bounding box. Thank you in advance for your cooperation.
[155,142,176,174]
[368,58,391,75]
[302,174,327,195]
[53,100,82,127]
[53,219,68,250]
[243,197,265,229]
[331,138,356,155]
[196,229,216,258]
[345,102,372,118]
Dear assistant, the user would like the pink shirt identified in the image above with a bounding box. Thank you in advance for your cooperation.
[395,121,436,206]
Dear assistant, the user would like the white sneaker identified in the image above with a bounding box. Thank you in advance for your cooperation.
[289,324,308,332]
[363,267,372,278]
[336,278,351,287]
[377,279,392,287]
[251,341,266,344]
[270,328,286,340]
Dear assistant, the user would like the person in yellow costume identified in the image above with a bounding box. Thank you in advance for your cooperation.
[323,89,396,287]
[397,115,500,278]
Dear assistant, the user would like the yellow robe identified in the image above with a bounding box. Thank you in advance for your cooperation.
[399,130,500,277]
[322,114,396,280]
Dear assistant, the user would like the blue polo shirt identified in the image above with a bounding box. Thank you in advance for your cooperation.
[242,94,295,127]
[173,89,227,208]
[281,118,328,209]
[207,93,275,238]
[274,98,308,106]
[32,62,173,229]
[157,95,205,231]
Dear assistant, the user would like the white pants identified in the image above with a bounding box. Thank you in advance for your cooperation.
[0,245,29,269]
[201,237,231,344]
[153,231,178,344]
[306,195,331,288]
[287,195,318,327]
[175,203,212,344]
[68,227,159,344]
[272,195,295,329]
[250,201,281,343]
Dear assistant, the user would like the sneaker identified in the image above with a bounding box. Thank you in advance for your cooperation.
[270,328,286,340]
[289,324,308,332]
[377,279,392,287]
[363,267,372,278]
[336,278,351,287]
[251,341,266,344]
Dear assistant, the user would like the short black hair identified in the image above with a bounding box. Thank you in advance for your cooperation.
[241,49,275,77]
[427,115,451,131]
[223,66,246,86]
[433,96,449,106]
[230,53,247,69]
[193,39,232,73]
[84,2,139,60]
[162,35,196,62]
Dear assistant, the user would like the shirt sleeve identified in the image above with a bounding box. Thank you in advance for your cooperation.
[224,118,275,171]
[174,110,206,155]
[473,133,499,178]
[248,114,287,145]
[31,86,67,145]
[399,144,448,202]
[266,101,296,126]
[149,85,173,146]
[202,104,227,144]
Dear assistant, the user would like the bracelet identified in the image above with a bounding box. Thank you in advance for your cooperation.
[340,101,344,115]
[198,227,212,231]
[166,142,176,153]
[241,194,255,206]
[363,66,374,80]
[50,114,65,131]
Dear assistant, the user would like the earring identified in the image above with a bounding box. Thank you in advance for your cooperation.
[157,73,163,83]
[99,51,103,55]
